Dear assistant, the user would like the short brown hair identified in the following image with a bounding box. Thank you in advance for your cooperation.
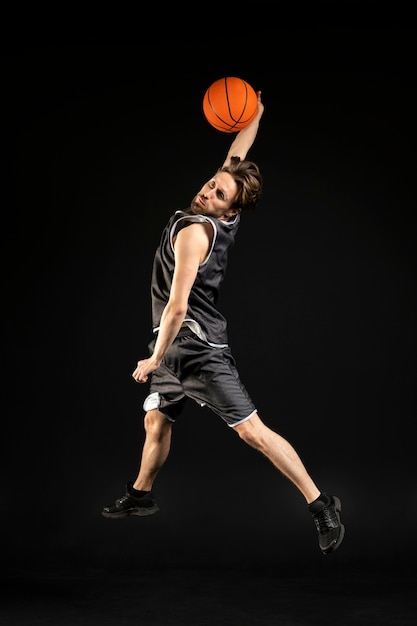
[219,156,263,212]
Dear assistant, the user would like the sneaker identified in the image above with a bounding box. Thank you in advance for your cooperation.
[311,494,345,555]
[102,482,159,519]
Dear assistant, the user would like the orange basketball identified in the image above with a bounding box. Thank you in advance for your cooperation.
[203,77,258,133]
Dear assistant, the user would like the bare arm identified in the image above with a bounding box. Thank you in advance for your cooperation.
[132,222,212,383]
[223,91,265,167]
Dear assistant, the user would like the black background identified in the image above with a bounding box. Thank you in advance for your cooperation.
[2,9,416,625]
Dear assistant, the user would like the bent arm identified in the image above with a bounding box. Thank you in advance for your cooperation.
[150,223,211,366]
[223,91,265,167]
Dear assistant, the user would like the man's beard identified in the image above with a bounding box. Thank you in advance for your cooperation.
[190,196,203,214]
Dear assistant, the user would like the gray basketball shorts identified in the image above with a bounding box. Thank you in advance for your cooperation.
[143,328,257,427]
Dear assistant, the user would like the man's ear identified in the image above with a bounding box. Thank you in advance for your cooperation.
[226,206,242,218]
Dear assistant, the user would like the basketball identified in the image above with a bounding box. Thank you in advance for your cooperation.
[203,77,258,133]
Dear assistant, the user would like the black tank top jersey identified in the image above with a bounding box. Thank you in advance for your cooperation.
[151,209,240,347]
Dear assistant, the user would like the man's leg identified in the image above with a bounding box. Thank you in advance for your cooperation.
[102,409,171,518]
[234,413,320,503]
[133,409,173,491]
[234,413,345,554]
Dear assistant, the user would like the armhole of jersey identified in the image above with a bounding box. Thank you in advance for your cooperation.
[199,217,217,267]
[170,215,217,267]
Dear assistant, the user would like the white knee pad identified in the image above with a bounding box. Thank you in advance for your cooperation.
[143,392,161,412]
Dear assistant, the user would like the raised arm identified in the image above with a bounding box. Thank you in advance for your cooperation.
[223,91,264,167]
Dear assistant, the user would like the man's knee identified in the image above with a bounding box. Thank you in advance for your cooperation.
[143,409,171,436]
[234,413,263,447]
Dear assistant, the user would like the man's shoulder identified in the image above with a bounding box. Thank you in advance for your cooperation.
[174,214,215,236]
[174,210,213,227]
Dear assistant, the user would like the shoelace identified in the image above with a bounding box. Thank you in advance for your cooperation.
[116,493,134,506]
[313,505,339,531]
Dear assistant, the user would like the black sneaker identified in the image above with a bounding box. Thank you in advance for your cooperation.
[311,494,345,555]
[102,482,159,519]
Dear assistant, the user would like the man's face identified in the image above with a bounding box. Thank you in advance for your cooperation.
[191,171,239,221]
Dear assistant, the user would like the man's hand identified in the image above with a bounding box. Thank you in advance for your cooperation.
[132,356,160,383]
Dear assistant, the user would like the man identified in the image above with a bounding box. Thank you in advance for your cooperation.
[102,93,345,556]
